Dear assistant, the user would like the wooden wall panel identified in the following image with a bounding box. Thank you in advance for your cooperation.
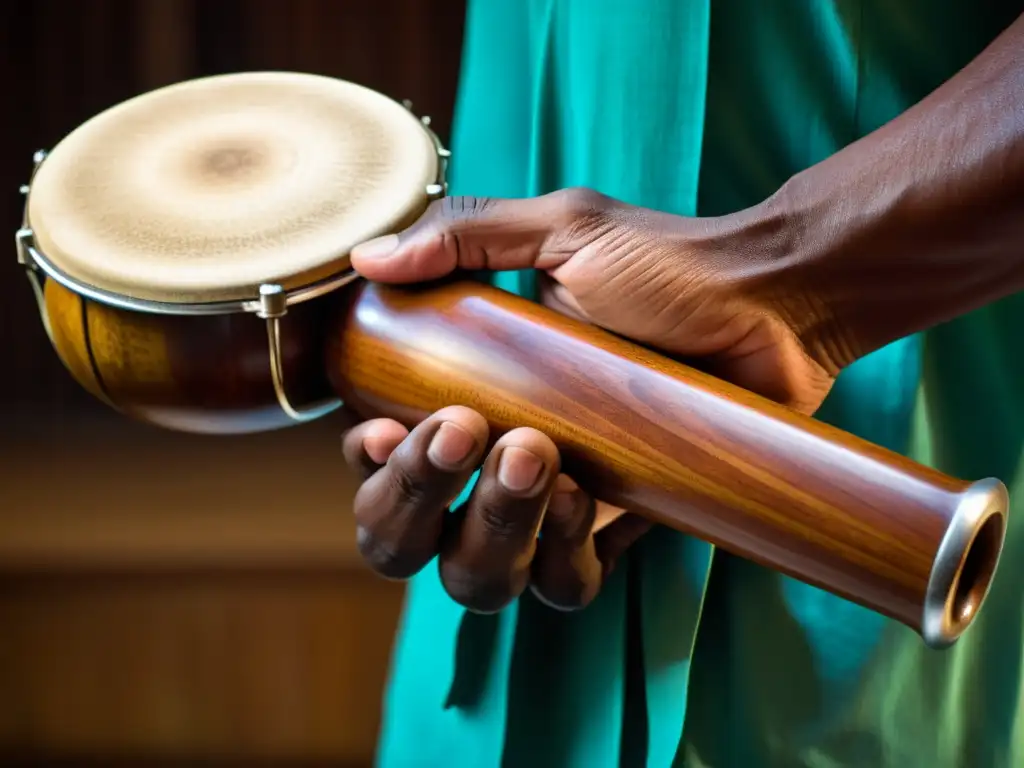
[0,573,407,765]
[0,413,412,766]
[0,572,406,766]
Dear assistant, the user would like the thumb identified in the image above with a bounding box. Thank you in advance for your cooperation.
[350,189,600,283]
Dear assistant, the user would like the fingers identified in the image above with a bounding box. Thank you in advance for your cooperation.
[438,427,561,613]
[349,188,615,283]
[529,479,652,611]
[594,514,654,579]
[529,475,603,610]
[341,416,409,479]
[350,406,489,580]
[341,407,652,613]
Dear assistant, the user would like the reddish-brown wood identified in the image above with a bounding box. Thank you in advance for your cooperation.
[43,279,337,434]
[40,270,1008,645]
[326,279,1008,642]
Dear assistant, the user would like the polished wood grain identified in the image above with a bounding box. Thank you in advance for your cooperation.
[40,265,1007,643]
[43,279,337,433]
[326,279,1008,640]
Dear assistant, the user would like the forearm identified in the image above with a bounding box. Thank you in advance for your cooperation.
[765,12,1024,370]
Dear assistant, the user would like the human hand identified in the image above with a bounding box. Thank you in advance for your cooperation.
[341,405,651,613]
[342,188,834,612]
[351,188,836,414]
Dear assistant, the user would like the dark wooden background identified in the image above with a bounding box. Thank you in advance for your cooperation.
[0,2,467,765]
[2,0,466,406]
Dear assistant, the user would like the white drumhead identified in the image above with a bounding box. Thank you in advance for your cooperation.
[26,72,439,304]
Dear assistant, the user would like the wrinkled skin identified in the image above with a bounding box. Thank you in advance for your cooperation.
[339,189,834,613]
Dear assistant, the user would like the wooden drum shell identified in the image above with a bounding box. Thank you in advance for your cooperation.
[43,279,337,434]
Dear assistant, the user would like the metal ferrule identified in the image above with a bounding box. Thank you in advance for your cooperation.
[920,477,1008,649]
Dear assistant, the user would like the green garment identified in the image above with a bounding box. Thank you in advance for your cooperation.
[376,2,1024,766]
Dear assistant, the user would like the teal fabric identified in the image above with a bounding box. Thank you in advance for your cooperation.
[376,2,1024,766]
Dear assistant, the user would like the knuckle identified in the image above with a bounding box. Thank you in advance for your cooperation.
[385,460,433,505]
[475,502,523,540]
[352,465,443,579]
[439,195,493,223]
[430,196,495,271]
[440,560,528,614]
[356,525,421,579]
[550,187,612,223]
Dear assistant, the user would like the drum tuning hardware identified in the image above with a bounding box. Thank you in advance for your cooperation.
[13,146,346,425]
[257,285,340,423]
[15,89,452,428]
[257,283,288,319]
[399,98,449,199]
[15,149,54,342]
[418,117,449,200]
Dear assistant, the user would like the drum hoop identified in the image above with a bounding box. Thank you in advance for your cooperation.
[17,102,449,319]
[16,92,449,427]
[16,233,362,318]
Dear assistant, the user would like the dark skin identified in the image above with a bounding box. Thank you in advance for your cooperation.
[342,13,1024,614]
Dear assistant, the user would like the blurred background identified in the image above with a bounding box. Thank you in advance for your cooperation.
[0,1,466,765]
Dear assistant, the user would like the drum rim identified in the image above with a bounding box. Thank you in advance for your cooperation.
[16,73,450,317]
[17,228,362,317]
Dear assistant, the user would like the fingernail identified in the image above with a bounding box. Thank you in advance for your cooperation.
[547,475,580,520]
[498,447,545,492]
[352,234,399,261]
[427,422,477,469]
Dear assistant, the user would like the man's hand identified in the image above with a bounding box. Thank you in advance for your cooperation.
[339,10,1024,612]
[352,189,836,413]
[337,188,836,613]
[341,404,651,613]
